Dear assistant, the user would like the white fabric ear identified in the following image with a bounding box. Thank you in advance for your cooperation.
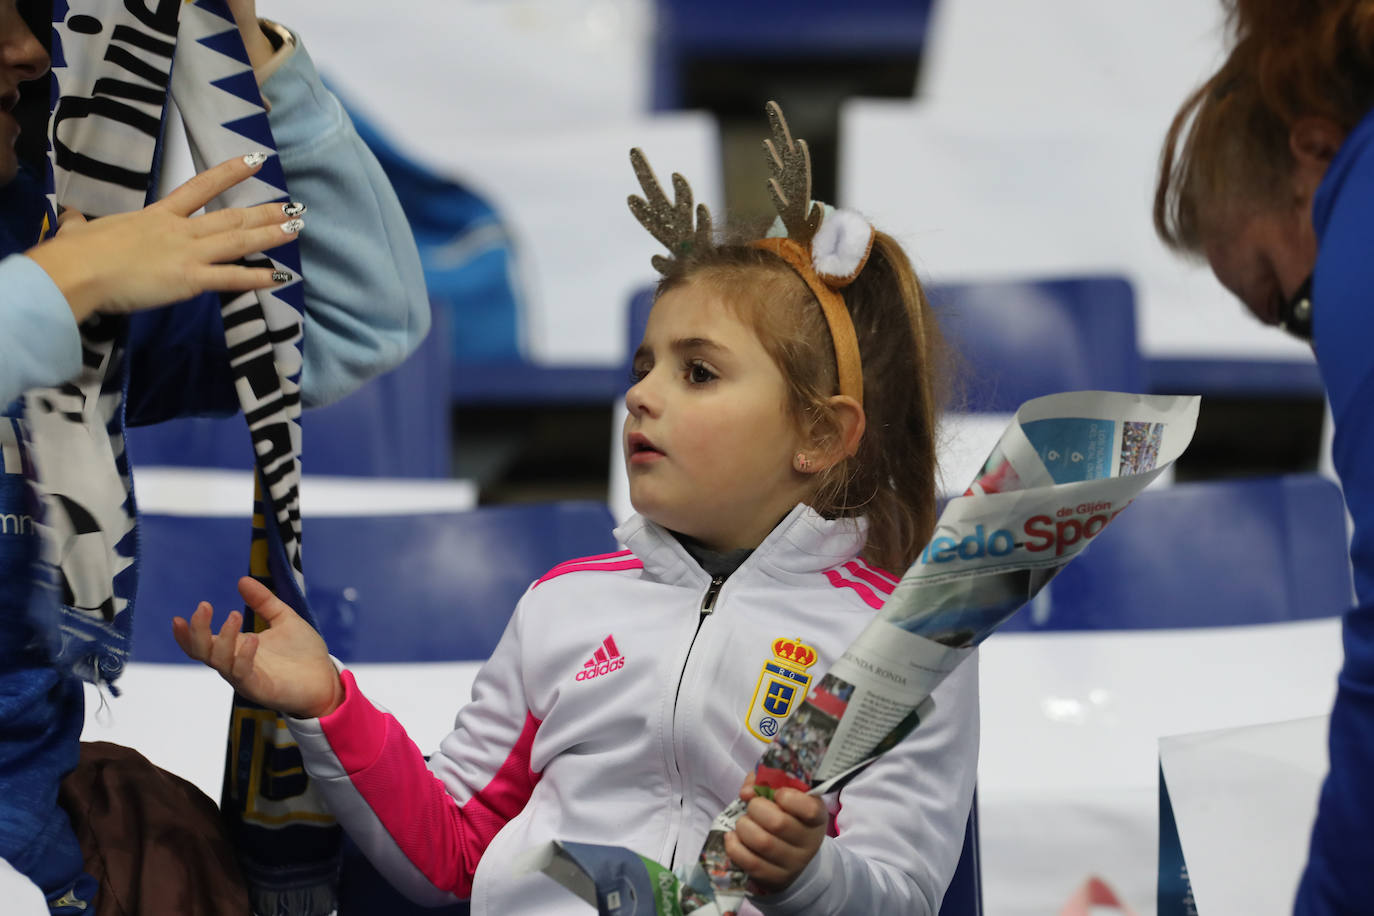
[811,208,875,286]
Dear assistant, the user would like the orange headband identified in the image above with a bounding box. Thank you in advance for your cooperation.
[751,236,865,407]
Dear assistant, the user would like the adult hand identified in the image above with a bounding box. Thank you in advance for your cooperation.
[173,576,344,720]
[26,153,304,323]
[724,773,828,896]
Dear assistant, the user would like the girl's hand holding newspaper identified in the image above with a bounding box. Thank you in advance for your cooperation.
[725,773,828,894]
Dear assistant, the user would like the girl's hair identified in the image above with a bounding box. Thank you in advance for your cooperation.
[657,227,950,573]
[1155,0,1374,253]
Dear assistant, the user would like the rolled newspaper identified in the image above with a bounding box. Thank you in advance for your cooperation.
[522,391,1200,915]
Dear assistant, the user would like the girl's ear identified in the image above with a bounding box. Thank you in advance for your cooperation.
[806,395,865,471]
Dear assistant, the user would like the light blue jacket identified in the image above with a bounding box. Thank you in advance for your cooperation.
[0,36,429,412]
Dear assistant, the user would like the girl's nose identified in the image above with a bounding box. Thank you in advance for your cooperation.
[625,374,656,417]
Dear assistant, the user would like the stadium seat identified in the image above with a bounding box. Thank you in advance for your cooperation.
[124,302,453,478]
[997,473,1353,632]
[927,275,1144,414]
[651,0,933,108]
[131,501,619,664]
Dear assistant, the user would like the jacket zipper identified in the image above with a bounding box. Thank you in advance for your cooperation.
[665,575,724,865]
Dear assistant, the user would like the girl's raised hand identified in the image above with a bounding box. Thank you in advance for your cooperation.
[724,773,828,896]
[172,576,344,720]
[25,153,304,323]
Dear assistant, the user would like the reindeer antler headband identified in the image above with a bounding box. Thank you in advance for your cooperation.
[627,101,875,406]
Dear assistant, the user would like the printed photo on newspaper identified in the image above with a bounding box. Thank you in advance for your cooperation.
[520,390,1201,916]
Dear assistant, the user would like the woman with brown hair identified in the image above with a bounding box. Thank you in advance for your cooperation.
[1156,1,1374,910]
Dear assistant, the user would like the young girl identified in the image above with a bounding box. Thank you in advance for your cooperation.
[176,104,979,915]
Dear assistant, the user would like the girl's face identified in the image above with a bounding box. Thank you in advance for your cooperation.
[624,281,813,553]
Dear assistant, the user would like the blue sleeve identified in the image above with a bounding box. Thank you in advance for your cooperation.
[1295,130,1374,914]
[0,255,82,406]
[126,31,431,424]
[259,32,430,410]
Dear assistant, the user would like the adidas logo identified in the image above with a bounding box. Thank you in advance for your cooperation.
[575,634,626,681]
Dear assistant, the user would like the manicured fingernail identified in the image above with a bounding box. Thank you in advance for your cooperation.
[280,218,304,234]
[282,201,306,217]
[271,270,292,283]
[242,151,269,167]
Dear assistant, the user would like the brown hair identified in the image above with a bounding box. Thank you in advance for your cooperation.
[656,227,950,573]
[1156,0,1374,253]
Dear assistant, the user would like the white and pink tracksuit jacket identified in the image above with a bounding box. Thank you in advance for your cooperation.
[286,504,980,915]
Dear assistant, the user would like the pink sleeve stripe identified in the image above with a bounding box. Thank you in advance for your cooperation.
[824,569,884,609]
[844,561,896,595]
[544,550,633,575]
[534,558,643,587]
[320,673,542,898]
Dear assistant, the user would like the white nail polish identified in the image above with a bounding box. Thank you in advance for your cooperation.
[282,201,306,218]
[280,218,305,234]
[242,152,269,167]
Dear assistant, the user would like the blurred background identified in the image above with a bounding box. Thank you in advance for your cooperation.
[140,0,1324,505]
[91,3,1350,915]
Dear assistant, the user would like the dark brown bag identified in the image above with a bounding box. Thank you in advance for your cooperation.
[57,741,252,916]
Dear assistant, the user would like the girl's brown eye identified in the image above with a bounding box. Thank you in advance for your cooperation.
[687,361,716,384]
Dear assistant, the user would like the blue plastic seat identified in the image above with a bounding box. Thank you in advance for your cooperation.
[131,501,618,664]
[927,275,1144,414]
[651,0,934,108]
[124,303,453,478]
[998,473,1353,632]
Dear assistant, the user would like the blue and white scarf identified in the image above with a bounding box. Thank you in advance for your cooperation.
[29,2,336,912]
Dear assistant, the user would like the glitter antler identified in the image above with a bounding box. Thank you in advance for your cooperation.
[628,147,714,275]
[763,101,823,247]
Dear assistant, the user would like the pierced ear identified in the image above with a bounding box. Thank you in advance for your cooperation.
[807,395,866,471]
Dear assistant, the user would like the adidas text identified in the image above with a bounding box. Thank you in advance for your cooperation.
[576,657,626,681]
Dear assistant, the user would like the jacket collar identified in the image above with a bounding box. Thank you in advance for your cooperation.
[614,503,867,587]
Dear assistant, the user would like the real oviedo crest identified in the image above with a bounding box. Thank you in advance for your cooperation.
[746,637,818,742]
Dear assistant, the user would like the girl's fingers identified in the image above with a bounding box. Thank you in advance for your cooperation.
[208,610,244,674]
[230,632,260,683]
[723,828,785,884]
[155,153,269,217]
[773,789,828,828]
[732,813,791,868]
[171,616,193,658]
[184,602,215,661]
[238,576,298,628]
